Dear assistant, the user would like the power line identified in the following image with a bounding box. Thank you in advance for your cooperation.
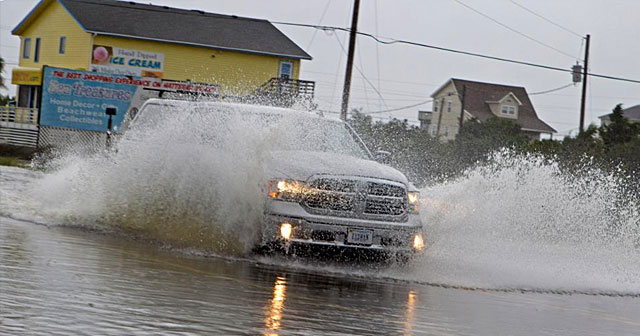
[452,0,577,59]
[529,83,575,95]
[306,0,333,50]
[373,0,382,111]
[363,99,432,114]
[328,13,349,112]
[305,69,440,87]
[317,96,427,103]
[536,104,610,111]
[356,32,371,111]
[313,80,431,98]
[319,109,421,122]
[317,96,432,115]
[332,30,389,109]
[509,0,583,39]
[272,21,640,85]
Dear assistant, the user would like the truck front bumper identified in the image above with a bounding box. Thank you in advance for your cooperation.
[261,200,424,253]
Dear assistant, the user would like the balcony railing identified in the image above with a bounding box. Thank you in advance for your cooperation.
[255,77,315,107]
[0,107,39,125]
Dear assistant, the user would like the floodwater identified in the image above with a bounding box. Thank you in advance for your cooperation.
[3,216,640,336]
[1,103,639,334]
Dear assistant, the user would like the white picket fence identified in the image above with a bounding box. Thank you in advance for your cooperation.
[0,107,40,147]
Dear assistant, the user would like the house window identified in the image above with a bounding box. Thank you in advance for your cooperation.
[23,38,31,58]
[444,125,450,137]
[34,38,41,63]
[433,101,438,112]
[447,100,452,112]
[59,36,66,54]
[501,105,516,115]
[278,61,293,79]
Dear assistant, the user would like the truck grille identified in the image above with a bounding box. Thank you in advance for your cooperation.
[303,177,408,220]
[305,178,357,212]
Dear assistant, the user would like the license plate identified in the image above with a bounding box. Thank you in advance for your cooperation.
[347,228,373,245]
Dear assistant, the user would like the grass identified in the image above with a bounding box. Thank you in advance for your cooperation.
[0,156,30,168]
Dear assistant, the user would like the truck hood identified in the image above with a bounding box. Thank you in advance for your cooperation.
[265,150,409,185]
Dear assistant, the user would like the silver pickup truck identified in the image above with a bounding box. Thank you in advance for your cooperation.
[128,99,425,259]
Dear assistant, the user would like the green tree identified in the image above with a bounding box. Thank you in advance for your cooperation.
[452,117,530,168]
[597,104,640,183]
[599,104,639,147]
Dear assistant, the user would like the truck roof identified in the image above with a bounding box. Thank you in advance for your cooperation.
[141,99,341,123]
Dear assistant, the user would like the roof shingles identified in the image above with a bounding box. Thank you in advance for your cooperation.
[57,0,311,59]
[449,78,555,133]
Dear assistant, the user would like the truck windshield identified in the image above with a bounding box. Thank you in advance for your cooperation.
[130,103,371,160]
[271,117,370,160]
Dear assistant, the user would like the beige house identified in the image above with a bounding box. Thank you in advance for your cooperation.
[419,78,555,141]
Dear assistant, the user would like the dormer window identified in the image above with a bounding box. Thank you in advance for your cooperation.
[494,92,521,118]
[501,105,516,115]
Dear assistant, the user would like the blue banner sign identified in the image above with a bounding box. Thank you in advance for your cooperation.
[40,67,146,132]
[40,66,220,132]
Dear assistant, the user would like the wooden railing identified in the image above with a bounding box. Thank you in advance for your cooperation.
[0,107,39,125]
[255,78,316,107]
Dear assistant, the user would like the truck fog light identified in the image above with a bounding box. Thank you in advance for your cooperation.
[413,233,424,251]
[280,223,293,240]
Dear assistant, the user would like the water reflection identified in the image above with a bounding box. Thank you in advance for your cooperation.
[404,290,417,336]
[264,275,287,335]
[3,216,637,335]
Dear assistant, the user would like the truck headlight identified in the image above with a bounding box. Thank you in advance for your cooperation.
[407,191,419,212]
[268,179,309,201]
[413,233,424,251]
[280,222,293,240]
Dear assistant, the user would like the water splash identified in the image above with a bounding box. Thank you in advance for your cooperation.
[410,150,640,294]
[2,103,639,295]
[28,103,288,255]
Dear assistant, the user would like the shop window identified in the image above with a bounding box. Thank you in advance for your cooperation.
[59,36,66,54]
[23,38,31,59]
[17,85,40,108]
[34,38,41,63]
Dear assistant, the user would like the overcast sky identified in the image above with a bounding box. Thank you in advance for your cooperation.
[2,0,640,136]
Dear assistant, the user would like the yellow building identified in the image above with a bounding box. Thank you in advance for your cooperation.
[11,0,312,108]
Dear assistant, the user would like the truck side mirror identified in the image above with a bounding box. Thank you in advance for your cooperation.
[374,150,391,164]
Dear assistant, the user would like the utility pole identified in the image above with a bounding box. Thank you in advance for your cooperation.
[458,85,466,131]
[340,0,360,121]
[579,34,590,134]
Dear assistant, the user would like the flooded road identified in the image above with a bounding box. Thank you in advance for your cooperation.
[2,216,640,335]
[1,111,639,336]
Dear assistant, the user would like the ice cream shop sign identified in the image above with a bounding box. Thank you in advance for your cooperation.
[90,45,164,78]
